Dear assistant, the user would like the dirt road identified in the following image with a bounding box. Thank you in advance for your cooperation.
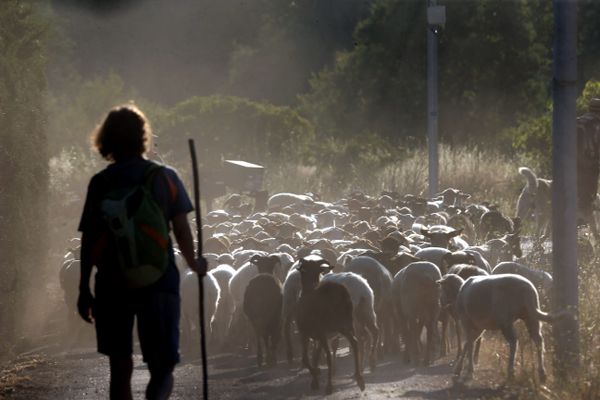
[0,342,526,400]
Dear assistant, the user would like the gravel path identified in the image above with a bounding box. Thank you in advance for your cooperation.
[0,343,521,400]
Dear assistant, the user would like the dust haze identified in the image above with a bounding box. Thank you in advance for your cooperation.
[2,3,600,396]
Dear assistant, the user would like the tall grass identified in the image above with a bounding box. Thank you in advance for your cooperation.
[266,144,526,213]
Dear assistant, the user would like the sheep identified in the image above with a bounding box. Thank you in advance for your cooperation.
[228,254,282,348]
[462,249,492,273]
[344,256,394,353]
[321,271,379,370]
[420,227,463,248]
[180,270,220,356]
[468,232,522,267]
[282,264,302,364]
[392,261,442,366]
[295,255,365,394]
[516,167,552,237]
[447,213,477,243]
[448,274,566,382]
[447,264,489,280]
[414,247,451,273]
[478,209,517,240]
[441,251,477,273]
[267,192,314,212]
[492,261,553,296]
[243,256,283,366]
[208,264,236,347]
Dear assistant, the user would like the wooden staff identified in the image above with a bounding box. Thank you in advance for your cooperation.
[188,139,208,399]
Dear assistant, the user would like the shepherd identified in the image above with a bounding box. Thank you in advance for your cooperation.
[77,104,207,400]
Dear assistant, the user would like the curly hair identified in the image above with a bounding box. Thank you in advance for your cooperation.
[92,104,151,162]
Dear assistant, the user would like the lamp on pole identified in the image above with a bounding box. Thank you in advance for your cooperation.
[427,1,445,198]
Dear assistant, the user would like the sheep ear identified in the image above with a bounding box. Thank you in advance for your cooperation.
[450,228,463,237]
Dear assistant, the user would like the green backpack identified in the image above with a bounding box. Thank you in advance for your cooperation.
[100,162,170,288]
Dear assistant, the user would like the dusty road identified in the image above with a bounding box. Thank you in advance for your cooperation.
[0,341,528,400]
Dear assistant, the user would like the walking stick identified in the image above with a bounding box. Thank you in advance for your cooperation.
[188,139,208,400]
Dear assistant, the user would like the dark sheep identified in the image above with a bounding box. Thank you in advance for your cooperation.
[243,255,284,366]
[295,255,365,394]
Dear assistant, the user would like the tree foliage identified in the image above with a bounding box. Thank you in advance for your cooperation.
[153,95,315,170]
[0,0,49,346]
[300,0,553,147]
[510,80,600,174]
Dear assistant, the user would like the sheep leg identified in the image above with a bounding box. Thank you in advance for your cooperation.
[413,320,424,365]
[301,335,320,390]
[355,323,367,373]
[319,337,334,395]
[367,319,380,371]
[440,311,449,356]
[255,325,263,367]
[264,331,275,367]
[453,337,469,379]
[342,331,365,391]
[399,317,411,364]
[425,318,438,366]
[454,315,462,362]
[501,325,518,381]
[284,316,294,365]
[473,336,482,365]
[311,341,322,371]
[331,336,339,376]
[457,327,482,381]
[525,318,547,383]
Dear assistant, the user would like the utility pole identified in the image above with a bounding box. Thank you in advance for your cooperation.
[552,0,579,377]
[427,0,444,198]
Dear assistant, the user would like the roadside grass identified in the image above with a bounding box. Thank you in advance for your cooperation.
[0,356,47,400]
[466,252,600,400]
[264,144,526,215]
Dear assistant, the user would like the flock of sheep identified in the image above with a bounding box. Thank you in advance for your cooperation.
[60,173,562,394]
[174,182,560,394]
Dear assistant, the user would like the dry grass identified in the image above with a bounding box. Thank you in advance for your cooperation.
[0,356,47,399]
[265,144,524,214]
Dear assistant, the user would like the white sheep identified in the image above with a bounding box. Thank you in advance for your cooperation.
[447,274,566,382]
[392,261,442,365]
[492,261,553,295]
[180,270,220,356]
[344,256,394,354]
[208,264,236,346]
[321,271,379,370]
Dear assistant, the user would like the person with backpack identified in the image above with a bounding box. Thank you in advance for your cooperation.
[577,98,600,238]
[77,104,207,400]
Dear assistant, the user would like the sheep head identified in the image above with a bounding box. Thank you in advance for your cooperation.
[421,227,463,248]
[250,254,281,275]
[437,273,464,309]
[296,255,332,292]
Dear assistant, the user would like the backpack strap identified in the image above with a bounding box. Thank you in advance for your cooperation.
[142,162,165,189]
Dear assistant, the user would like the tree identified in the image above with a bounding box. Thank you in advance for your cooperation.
[152,95,315,171]
[0,0,49,347]
[300,0,553,147]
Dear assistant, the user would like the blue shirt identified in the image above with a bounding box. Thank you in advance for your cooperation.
[78,156,194,294]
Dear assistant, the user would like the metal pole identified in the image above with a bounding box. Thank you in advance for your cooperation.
[427,0,439,198]
[552,0,579,378]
